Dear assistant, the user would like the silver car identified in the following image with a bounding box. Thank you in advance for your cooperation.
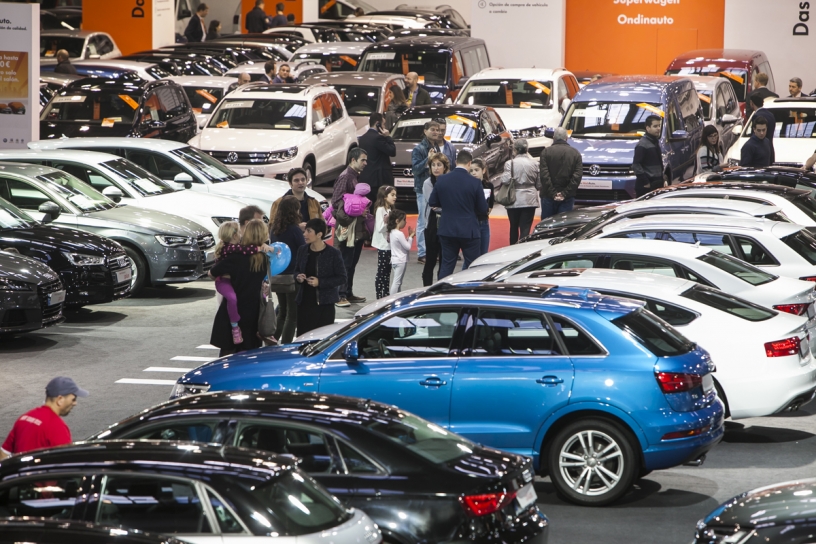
[0,162,215,295]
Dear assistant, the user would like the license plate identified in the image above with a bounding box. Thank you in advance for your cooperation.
[205,250,215,262]
[115,268,132,284]
[702,373,714,392]
[395,177,413,187]
[515,483,537,511]
[231,168,249,176]
[47,290,65,306]
[578,178,613,190]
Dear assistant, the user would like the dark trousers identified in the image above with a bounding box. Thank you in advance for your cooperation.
[438,235,481,279]
[635,177,664,197]
[375,249,391,298]
[507,207,536,245]
[540,197,575,219]
[275,290,297,344]
[339,239,364,298]
[422,231,442,286]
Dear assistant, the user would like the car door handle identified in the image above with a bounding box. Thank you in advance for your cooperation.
[536,376,564,385]
[419,377,447,387]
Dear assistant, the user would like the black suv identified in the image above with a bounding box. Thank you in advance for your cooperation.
[0,197,130,307]
[40,77,197,142]
[0,250,65,335]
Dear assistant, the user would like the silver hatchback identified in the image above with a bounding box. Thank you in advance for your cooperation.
[0,162,215,294]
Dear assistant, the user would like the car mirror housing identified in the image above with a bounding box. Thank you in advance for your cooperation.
[102,186,124,203]
[313,120,327,134]
[670,129,689,140]
[343,341,359,362]
[174,172,194,189]
[38,201,61,224]
[720,113,740,124]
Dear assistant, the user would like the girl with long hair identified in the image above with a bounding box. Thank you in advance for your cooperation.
[371,185,397,298]
[470,158,494,255]
[421,152,450,285]
[697,125,725,173]
[269,195,305,344]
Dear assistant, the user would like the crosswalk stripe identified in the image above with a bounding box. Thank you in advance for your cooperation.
[170,356,216,362]
[115,378,177,385]
[144,367,194,373]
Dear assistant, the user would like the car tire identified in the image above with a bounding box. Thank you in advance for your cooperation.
[547,418,639,506]
[714,378,730,418]
[122,245,147,296]
[303,160,314,188]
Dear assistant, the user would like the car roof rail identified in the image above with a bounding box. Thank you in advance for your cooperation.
[420,282,556,299]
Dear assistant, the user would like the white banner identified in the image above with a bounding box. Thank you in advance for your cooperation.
[0,2,38,149]
[471,0,565,71]
[725,0,816,95]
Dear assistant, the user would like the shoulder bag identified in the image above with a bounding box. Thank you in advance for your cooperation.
[257,260,277,340]
[495,158,517,206]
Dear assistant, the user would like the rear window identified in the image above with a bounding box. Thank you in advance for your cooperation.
[680,285,775,322]
[781,229,816,265]
[696,250,777,286]
[788,194,816,223]
[612,308,695,357]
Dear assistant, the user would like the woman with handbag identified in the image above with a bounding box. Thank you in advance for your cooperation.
[295,218,347,337]
[421,152,450,286]
[500,138,541,245]
[209,219,268,357]
[268,196,305,344]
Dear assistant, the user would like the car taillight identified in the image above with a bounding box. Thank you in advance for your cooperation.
[800,276,816,282]
[459,490,517,517]
[773,303,809,316]
[655,371,703,393]
[764,336,800,357]
[662,424,711,441]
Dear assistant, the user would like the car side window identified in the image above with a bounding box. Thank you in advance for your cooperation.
[312,94,330,125]
[355,308,460,359]
[205,488,245,533]
[53,163,113,192]
[96,35,114,55]
[715,84,728,119]
[461,48,479,78]
[734,236,777,265]
[610,256,679,277]
[608,231,662,240]
[677,89,701,132]
[487,109,505,133]
[475,46,489,72]
[336,440,381,474]
[154,87,185,119]
[327,93,344,122]
[529,257,598,271]
[0,475,86,519]
[97,475,212,534]
[557,78,569,113]
[235,423,335,473]
[4,178,53,211]
[666,100,682,134]
[122,420,222,443]
[471,309,563,356]
[548,315,604,355]
[663,231,735,255]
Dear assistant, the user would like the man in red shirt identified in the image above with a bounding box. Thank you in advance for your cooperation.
[0,377,89,459]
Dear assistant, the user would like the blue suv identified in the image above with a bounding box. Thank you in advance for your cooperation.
[557,76,704,204]
[172,283,724,506]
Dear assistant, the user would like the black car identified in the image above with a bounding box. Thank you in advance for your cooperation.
[211,34,310,55]
[693,478,816,543]
[0,250,65,335]
[119,51,227,76]
[0,441,382,543]
[0,197,131,308]
[40,78,197,142]
[0,519,186,544]
[88,391,549,544]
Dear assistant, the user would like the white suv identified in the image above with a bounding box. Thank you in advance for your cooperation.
[188,83,358,186]
[455,67,580,154]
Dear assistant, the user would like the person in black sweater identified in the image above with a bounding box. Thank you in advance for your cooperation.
[269,196,305,344]
[245,0,269,33]
[633,115,665,197]
[295,218,347,336]
[740,116,772,167]
[209,219,268,356]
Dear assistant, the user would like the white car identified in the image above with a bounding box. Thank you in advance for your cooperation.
[685,75,743,153]
[40,30,121,65]
[503,268,816,419]
[29,138,326,215]
[445,238,816,310]
[290,42,371,73]
[224,61,327,84]
[165,76,240,128]
[0,149,247,238]
[725,97,816,168]
[456,67,580,153]
[56,59,174,81]
[189,83,359,187]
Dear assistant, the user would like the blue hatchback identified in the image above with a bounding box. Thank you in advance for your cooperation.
[173,283,725,506]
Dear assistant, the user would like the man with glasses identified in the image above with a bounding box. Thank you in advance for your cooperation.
[331,148,369,306]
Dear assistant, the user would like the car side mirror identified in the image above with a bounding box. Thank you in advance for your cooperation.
[174,172,194,189]
[38,201,61,224]
[142,119,166,130]
[102,186,124,203]
[343,341,359,362]
[544,127,555,139]
[88,54,101,60]
[485,132,501,147]
[720,113,739,124]
[670,129,689,140]
[313,119,327,134]
[198,117,207,130]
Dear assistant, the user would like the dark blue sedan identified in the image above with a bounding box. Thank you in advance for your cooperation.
[172,282,725,505]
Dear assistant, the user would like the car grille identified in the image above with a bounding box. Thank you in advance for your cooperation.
[207,151,268,165]
[107,254,129,270]
[38,279,65,326]
[393,166,413,178]
[576,189,632,202]
[582,164,634,176]
[197,234,216,273]
[107,253,132,298]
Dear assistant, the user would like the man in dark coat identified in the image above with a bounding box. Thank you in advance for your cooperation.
[245,0,269,33]
[740,117,772,167]
[184,3,209,43]
[632,115,665,197]
[428,149,487,278]
[748,72,778,104]
[749,94,777,164]
[405,72,432,106]
[269,3,288,27]
[53,50,77,75]
[358,113,396,195]
[539,127,582,218]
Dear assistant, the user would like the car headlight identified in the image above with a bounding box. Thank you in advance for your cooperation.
[517,125,547,138]
[170,382,210,399]
[212,216,238,227]
[267,147,298,163]
[0,278,32,291]
[61,252,105,266]
[155,235,194,247]
[727,158,740,166]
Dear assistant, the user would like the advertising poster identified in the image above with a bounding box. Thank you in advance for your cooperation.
[0,3,38,148]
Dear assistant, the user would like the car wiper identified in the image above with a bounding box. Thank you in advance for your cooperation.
[549,237,566,245]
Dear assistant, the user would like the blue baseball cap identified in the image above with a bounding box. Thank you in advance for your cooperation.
[46,377,89,398]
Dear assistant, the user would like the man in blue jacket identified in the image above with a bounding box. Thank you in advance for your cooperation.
[428,150,487,278]
[740,117,772,167]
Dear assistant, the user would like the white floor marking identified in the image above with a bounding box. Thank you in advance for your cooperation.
[170,356,216,362]
[115,378,177,385]
[144,367,194,373]
[196,344,219,350]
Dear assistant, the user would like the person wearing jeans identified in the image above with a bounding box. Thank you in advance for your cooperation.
[388,209,414,294]
[411,122,436,262]
[539,127,582,219]
[501,139,541,245]
[470,158,494,255]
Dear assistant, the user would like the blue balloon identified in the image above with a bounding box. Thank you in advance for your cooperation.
[267,242,291,276]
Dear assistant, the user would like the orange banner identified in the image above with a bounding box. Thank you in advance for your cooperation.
[0,52,29,100]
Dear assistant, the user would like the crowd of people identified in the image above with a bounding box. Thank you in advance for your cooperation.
[183,1,296,44]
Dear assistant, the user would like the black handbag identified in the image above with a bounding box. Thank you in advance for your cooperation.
[268,274,295,294]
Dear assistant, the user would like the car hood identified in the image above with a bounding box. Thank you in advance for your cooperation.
[492,107,556,130]
[0,224,122,255]
[40,122,134,139]
[702,479,816,529]
[0,250,61,284]
[393,140,421,168]
[440,262,505,283]
[135,190,246,220]
[470,239,552,268]
[193,129,307,152]
[208,178,324,212]
[77,205,209,236]
[568,137,640,165]
[535,204,616,231]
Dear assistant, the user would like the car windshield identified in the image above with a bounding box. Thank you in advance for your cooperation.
[697,90,713,119]
[459,79,553,108]
[169,147,243,183]
[246,470,350,536]
[294,53,360,72]
[301,310,385,356]
[484,250,544,281]
[37,171,114,212]
[0,198,38,230]
[743,107,816,138]
[666,67,748,101]
[41,36,84,58]
[564,101,663,139]
[680,284,775,321]
[697,250,777,286]
[392,114,480,143]
[363,411,478,465]
[208,98,307,130]
[181,86,224,115]
[360,50,449,85]
[99,159,175,197]
[41,90,141,125]
[333,85,379,116]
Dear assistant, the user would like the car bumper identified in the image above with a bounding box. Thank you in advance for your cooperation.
[0,282,65,334]
[640,400,725,471]
[446,506,548,544]
[575,175,636,204]
[150,246,213,285]
[60,262,131,307]
[227,160,298,180]
[726,357,816,419]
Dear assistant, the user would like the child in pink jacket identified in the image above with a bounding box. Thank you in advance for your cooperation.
[342,183,371,217]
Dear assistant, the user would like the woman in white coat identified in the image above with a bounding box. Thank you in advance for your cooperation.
[501,138,542,245]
